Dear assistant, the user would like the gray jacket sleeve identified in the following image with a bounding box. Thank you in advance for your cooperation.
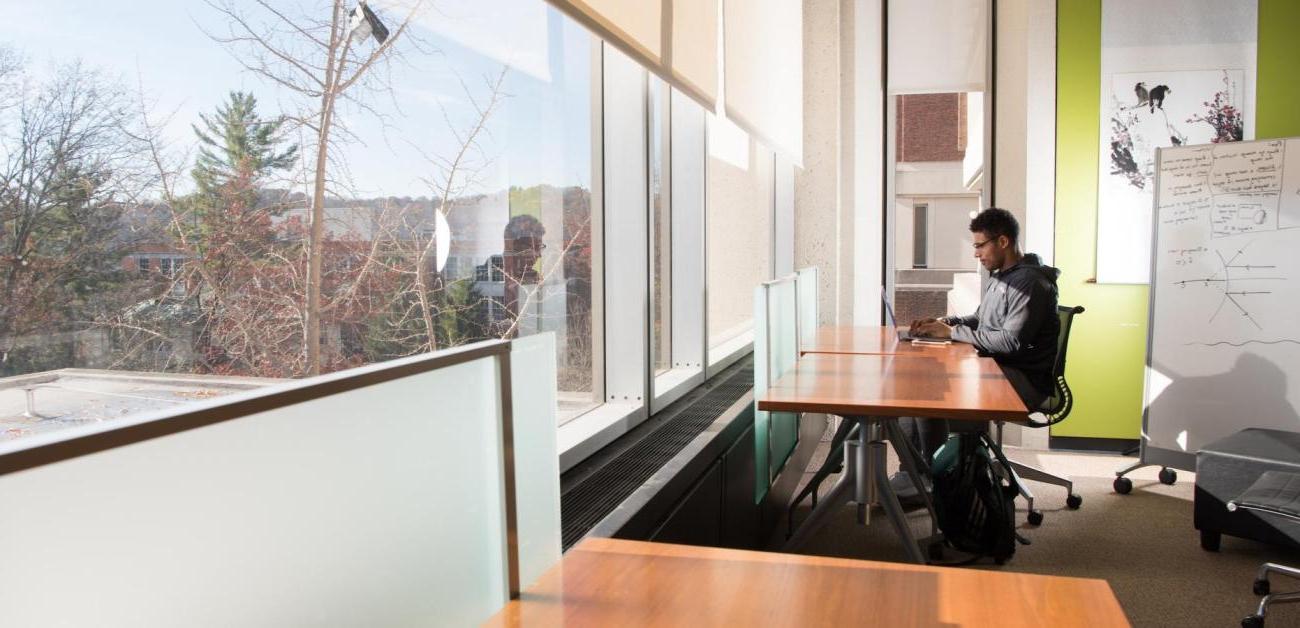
[950,278,1050,354]
[943,313,978,328]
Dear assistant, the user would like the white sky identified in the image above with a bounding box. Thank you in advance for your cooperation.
[0,0,594,198]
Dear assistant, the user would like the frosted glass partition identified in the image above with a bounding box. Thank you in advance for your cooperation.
[509,334,562,588]
[753,277,800,503]
[0,338,557,627]
[795,266,819,351]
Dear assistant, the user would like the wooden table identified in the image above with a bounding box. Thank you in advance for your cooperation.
[802,325,979,358]
[758,352,1029,561]
[762,352,1029,422]
[486,537,1130,627]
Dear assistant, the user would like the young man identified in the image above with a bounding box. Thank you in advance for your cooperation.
[894,207,1061,494]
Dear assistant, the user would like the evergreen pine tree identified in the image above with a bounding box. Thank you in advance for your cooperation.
[191,91,298,195]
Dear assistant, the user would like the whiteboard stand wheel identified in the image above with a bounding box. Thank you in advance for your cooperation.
[1159,467,1178,485]
[1114,477,1133,494]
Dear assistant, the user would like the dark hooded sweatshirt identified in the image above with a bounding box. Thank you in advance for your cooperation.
[942,253,1060,408]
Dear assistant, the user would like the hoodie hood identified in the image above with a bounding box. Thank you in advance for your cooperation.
[1001,252,1060,284]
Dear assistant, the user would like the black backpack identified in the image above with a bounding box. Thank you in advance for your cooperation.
[930,432,1023,564]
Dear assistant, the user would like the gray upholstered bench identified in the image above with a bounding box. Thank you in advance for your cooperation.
[1196,428,1300,552]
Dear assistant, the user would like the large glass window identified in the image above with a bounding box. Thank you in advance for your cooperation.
[0,0,598,437]
[706,114,772,359]
[890,92,983,325]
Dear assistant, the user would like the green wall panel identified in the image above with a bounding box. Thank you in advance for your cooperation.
[1052,0,1300,440]
[1258,1,1300,139]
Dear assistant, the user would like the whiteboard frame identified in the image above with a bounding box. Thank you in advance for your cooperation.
[1137,146,1200,473]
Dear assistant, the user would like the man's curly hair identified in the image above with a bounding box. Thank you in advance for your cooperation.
[969,207,1019,244]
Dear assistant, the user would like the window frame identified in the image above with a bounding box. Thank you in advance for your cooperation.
[559,36,793,468]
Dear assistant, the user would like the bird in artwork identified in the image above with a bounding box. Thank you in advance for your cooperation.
[1134,82,1149,109]
[1150,84,1171,113]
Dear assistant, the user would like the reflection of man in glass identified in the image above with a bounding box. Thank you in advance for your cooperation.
[502,214,545,337]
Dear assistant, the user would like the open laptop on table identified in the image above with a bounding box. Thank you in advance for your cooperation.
[882,289,922,341]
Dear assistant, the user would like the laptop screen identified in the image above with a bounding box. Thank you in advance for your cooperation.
[881,287,899,328]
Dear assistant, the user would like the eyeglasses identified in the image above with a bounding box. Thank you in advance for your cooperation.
[972,239,993,249]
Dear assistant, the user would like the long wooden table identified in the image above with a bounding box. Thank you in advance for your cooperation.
[486,537,1130,627]
[759,331,1029,561]
[762,352,1029,422]
[802,325,979,358]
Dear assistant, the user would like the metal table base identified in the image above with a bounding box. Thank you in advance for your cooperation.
[784,416,940,564]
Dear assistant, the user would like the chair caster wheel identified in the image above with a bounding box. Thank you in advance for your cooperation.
[1027,510,1044,526]
[1114,477,1133,494]
[1254,579,1270,595]
[1066,493,1083,509]
[1159,467,1177,485]
[1242,614,1264,628]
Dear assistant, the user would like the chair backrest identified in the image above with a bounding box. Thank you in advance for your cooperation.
[1041,305,1084,424]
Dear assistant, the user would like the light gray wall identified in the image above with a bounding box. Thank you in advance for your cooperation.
[994,0,1057,448]
[852,0,884,325]
[995,0,1056,263]
[793,0,884,327]
[794,0,844,325]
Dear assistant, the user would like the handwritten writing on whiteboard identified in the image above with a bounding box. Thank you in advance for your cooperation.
[1158,141,1288,238]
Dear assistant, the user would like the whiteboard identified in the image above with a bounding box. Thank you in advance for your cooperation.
[1144,137,1300,468]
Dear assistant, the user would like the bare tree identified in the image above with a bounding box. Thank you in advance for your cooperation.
[0,61,149,373]
[205,0,423,374]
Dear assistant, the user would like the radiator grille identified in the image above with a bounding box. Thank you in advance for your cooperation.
[559,357,753,549]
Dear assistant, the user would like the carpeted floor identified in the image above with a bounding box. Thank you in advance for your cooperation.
[781,436,1300,627]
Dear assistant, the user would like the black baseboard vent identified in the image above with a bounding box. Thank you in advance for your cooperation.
[559,356,754,550]
[1049,435,1140,453]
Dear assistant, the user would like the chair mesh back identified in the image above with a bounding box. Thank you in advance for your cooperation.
[1043,305,1083,420]
[1054,306,1080,380]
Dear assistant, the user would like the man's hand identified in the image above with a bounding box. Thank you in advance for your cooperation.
[909,317,938,334]
[913,319,953,339]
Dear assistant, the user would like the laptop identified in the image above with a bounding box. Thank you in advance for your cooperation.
[882,289,920,341]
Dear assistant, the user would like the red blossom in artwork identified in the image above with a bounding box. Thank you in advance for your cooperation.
[1188,73,1244,144]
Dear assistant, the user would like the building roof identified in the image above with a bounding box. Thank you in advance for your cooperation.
[0,369,282,443]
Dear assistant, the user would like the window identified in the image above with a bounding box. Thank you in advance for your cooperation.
[0,0,599,428]
[890,93,984,323]
[2,0,782,464]
[706,114,772,363]
[886,0,990,324]
[912,203,929,268]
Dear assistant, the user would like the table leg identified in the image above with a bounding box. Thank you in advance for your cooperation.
[856,421,872,525]
[788,418,857,529]
[784,438,857,552]
[871,436,927,564]
[884,420,940,537]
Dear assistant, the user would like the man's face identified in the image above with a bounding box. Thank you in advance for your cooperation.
[972,230,1007,271]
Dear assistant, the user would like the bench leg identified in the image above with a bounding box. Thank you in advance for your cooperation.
[1201,529,1221,552]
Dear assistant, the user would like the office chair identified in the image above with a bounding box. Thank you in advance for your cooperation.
[993,304,1085,526]
[1231,470,1300,626]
